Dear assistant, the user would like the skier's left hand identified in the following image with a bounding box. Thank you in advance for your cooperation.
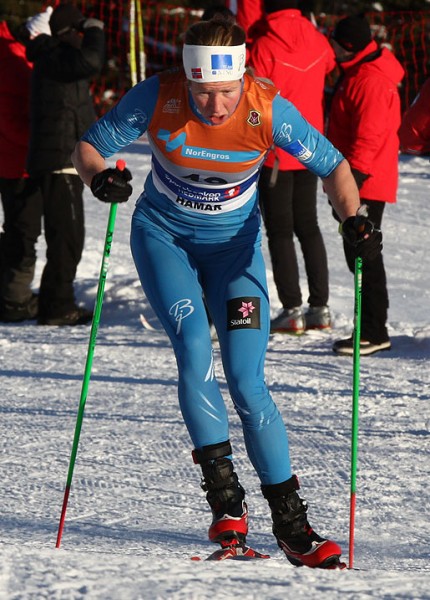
[340,211,383,260]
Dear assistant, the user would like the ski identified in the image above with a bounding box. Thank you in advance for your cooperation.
[288,556,347,569]
[139,313,159,331]
[191,545,347,567]
[317,558,348,570]
[191,543,270,562]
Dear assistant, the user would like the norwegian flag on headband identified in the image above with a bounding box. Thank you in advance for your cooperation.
[191,68,203,79]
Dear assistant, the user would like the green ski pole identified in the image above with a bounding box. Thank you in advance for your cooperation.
[55,159,126,548]
[349,254,363,569]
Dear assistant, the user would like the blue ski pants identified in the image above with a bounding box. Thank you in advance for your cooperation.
[130,196,292,485]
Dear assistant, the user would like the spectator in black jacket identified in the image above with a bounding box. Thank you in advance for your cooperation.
[24,3,105,326]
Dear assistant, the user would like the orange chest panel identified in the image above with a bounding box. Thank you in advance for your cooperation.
[147,71,277,177]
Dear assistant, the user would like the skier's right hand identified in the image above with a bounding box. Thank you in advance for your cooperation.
[340,213,383,261]
[90,167,133,203]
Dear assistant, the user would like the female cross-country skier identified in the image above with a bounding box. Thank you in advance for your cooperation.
[71,15,382,567]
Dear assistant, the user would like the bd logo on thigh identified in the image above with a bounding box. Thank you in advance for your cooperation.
[227,297,260,330]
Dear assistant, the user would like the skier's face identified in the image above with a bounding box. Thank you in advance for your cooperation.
[188,79,242,125]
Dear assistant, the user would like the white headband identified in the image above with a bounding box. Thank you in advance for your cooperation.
[183,44,246,83]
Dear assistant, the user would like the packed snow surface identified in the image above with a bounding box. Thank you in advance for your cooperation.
[1,144,429,599]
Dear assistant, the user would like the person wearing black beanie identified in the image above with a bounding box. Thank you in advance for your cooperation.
[327,15,405,355]
[49,3,84,36]
[332,15,372,55]
[263,0,298,13]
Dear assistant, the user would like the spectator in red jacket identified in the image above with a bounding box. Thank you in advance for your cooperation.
[0,10,51,322]
[247,0,336,334]
[227,0,265,45]
[327,15,405,356]
[399,77,430,156]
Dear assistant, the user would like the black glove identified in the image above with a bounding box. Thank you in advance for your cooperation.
[90,167,133,203]
[340,211,383,261]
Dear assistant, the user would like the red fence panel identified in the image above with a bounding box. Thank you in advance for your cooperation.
[67,2,429,116]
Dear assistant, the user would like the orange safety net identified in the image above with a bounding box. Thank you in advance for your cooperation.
[48,2,429,117]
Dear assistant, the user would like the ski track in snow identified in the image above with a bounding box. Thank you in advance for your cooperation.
[0,146,429,599]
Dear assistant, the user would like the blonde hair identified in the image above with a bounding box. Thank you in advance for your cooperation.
[184,16,245,47]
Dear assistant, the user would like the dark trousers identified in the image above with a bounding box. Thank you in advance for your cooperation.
[0,178,40,306]
[258,167,329,309]
[342,199,389,344]
[0,173,85,317]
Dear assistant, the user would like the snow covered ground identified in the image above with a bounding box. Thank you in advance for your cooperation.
[1,143,429,599]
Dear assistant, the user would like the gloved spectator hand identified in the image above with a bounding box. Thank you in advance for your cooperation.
[350,168,369,190]
[25,6,53,38]
[340,206,383,260]
[90,167,133,203]
[80,18,104,31]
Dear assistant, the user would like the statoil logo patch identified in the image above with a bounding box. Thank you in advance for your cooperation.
[247,110,261,127]
[227,297,260,330]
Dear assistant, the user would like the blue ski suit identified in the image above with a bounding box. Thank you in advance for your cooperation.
[82,69,344,485]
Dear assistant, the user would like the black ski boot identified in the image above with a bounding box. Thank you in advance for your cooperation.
[261,475,345,568]
[193,440,248,545]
